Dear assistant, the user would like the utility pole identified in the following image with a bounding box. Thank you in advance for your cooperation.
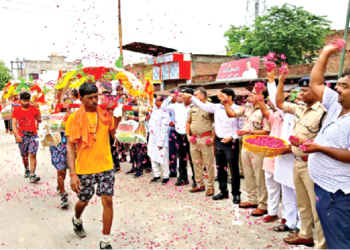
[118,0,123,68]
[339,0,350,78]
[255,0,260,19]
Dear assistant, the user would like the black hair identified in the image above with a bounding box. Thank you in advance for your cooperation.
[170,89,178,94]
[156,95,166,101]
[116,86,123,91]
[184,88,194,95]
[195,87,207,98]
[221,87,235,100]
[79,83,98,97]
[154,93,158,99]
[20,92,31,100]
[262,89,269,99]
[72,89,79,98]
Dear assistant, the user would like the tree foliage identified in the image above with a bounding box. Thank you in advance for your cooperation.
[224,4,332,64]
[0,60,12,90]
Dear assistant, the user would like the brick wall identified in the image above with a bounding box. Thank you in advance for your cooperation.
[259,52,350,78]
[258,63,316,77]
[324,29,350,50]
[194,62,223,76]
[192,74,217,83]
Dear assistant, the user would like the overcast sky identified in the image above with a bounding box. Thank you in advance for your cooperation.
[0,0,349,71]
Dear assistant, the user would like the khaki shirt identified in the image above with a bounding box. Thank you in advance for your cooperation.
[235,103,271,137]
[283,101,327,157]
[187,104,214,135]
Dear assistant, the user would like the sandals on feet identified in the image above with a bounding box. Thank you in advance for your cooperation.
[272,224,291,232]
[289,228,300,234]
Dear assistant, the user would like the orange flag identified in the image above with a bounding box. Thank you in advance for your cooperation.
[145,80,154,107]
[57,70,63,80]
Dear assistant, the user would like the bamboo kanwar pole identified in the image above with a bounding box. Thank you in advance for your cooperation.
[338,0,350,79]
[118,0,123,68]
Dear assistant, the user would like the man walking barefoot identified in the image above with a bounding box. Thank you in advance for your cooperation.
[12,92,41,183]
[66,83,116,249]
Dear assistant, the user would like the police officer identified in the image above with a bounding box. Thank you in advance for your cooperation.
[276,77,327,248]
[186,87,216,196]
[220,88,271,216]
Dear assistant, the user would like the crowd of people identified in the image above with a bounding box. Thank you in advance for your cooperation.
[2,43,350,249]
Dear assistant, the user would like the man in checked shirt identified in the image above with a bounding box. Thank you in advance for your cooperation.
[303,41,350,249]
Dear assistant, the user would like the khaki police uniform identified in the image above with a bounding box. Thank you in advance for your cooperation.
[187,104,215,189]
[283,101,327,249]
[235,103,271,210]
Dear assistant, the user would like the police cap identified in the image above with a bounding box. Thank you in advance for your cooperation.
[298,77,326,87]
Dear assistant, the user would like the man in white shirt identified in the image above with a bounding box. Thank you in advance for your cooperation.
[305,42,350,249]
[242,60,258,79]
[71,90,81,104]
[148,96,171,185]
[162,88,196,188]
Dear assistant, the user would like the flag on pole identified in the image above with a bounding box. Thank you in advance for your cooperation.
[145,80,154,107]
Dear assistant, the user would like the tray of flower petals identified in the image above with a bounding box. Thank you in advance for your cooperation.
[243,135,289,157]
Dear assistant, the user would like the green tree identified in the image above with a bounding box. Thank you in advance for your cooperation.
[224,4,332,64]
[0,60,12,90]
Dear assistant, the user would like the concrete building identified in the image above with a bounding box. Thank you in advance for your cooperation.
[15,53,80,80]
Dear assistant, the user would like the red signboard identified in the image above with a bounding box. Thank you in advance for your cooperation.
[216,56,260,81]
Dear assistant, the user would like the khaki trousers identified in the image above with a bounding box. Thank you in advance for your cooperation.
[190,136,215,188]
[293,160,326,249]
[241,147,267,209]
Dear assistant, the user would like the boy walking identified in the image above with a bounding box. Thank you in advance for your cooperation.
[12,92,41,183]
[66,83,116,249]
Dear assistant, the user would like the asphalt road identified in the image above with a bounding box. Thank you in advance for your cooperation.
[0,121,310,249]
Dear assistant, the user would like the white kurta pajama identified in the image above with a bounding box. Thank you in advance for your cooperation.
[147,105,170,178]
[268,82,301,229]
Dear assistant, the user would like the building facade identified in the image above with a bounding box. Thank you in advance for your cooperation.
[16,54,80,80]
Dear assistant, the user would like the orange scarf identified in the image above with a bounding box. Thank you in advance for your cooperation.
[70,105,112,148]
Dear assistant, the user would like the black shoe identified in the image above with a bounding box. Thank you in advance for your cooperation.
[192,182,197,188]
[150,177,161,183]
[162,178,170,185]
[212,192,229,200]
[134,172,144,178]
[72,216,86,238]
[29,174,40,183]
[175,180,189,186]
[233,195,241,204]
[24,169,30,178]
[60,193,69,209]
[228,179,232,184]
[215,176,218,181]
[100,241,112,249]
[126,169,136,175]
[169,172,177,178]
